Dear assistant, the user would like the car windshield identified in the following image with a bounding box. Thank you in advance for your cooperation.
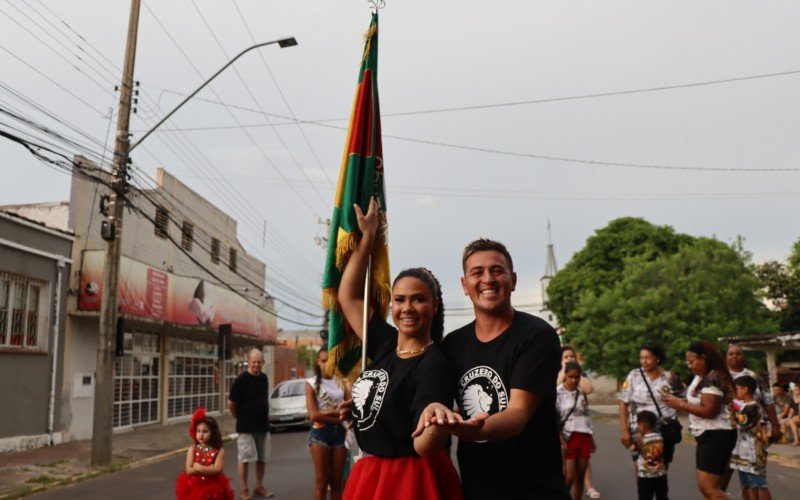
[271,380,305,398]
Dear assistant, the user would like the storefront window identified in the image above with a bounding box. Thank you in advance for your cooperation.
[167,337,220,419]
[114,330,160,429]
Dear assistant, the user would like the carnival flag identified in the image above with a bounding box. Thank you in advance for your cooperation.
[322,13,390,379]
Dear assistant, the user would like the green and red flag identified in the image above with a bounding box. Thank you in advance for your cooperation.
[322,13,390,379]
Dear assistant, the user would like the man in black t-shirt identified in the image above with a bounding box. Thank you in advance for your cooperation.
[228,348,273,500]
[415,239,569,499]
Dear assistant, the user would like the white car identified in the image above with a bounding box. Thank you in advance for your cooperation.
[268,379,310,431]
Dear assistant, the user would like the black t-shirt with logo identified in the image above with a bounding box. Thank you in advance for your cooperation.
[228,371,270,434]
[351,315,455,458]
[442,310,569,500]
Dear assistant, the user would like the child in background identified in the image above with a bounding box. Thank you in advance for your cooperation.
[175,408,234,500]
[730,376,771,500]
[631,411,667,500]
[557,361,595,500]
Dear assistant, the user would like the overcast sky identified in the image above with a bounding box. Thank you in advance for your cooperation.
[2,1,799,331]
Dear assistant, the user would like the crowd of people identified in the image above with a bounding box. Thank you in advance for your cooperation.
[173,197,799,500]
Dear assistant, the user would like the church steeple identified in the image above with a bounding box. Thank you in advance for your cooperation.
[540,220,559,328]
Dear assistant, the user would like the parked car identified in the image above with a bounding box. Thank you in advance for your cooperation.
[269,379,310,431]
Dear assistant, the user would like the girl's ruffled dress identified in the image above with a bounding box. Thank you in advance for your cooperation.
[175,444,234,500]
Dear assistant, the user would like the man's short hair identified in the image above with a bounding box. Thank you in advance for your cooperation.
[462,238,514,273]
[734,375,757,395]
[248,348,264,361]
[636,410,658,430]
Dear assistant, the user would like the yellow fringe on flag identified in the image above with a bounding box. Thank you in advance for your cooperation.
[334,228,359,271]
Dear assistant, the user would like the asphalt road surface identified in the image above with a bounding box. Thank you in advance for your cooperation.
[34,419,800,499]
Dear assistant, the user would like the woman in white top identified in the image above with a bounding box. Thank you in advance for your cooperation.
[619,343,683,460]
[305,347,349,500]
[557,361,595,500]
[557,346,600,498]
[664,340,736,500]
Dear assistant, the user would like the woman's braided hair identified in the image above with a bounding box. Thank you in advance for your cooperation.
[313,347,328,394]
[393,267,445,343]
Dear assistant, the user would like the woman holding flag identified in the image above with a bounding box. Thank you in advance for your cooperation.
[337,197,462,500]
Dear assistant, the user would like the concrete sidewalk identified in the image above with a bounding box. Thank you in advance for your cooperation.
[0,415,237,499]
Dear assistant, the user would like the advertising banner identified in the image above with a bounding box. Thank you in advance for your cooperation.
[78,250,276,342]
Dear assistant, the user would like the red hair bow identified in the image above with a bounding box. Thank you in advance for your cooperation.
[189,407,206,441]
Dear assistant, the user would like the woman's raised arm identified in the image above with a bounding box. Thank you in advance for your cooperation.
[337,197,379,339]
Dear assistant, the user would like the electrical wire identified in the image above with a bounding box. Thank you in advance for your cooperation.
[129,182,324,318]
[0,43,105,115]
[13,1,323,283]
[126,167,324,311]
[1,3,118,93]
[0,126,322,327]
[141,1,325,217]
[230,0,336,190]
[0,97,324,315]
[189,0,331,211]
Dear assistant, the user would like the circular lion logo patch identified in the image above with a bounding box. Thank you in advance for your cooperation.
[351,369,389,431]
[458,365,508,420]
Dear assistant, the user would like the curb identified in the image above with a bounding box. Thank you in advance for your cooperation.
[0,434,237,499]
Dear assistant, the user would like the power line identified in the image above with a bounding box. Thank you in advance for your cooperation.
[17,1,324,283]
[380,134,800,173]
[360,69,800,118]
[138,98,800,173]
[127,25,325,283]
[129,195,322,327]
[230,0,336,190]
[0,126,322,327]
[130,181,324,318]
[189,0,331,211]
[0,80,110,151]
[127,168,324,311]
[141,1,324,217]
[22,0,121,84]
[0,43,105,115]
[0,100,323,315]
[1,2,119,93]
[144,67,800,122]
[170,172,800,202]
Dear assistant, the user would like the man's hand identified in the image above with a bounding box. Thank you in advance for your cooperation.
[447,413,489,441]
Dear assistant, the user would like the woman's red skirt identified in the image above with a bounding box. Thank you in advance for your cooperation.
[344,451,463,500]
[175,471,234,500]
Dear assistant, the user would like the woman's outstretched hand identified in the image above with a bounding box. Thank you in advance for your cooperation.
[354,197,379,236]
[662,394,683,410]
[412,403,461,438]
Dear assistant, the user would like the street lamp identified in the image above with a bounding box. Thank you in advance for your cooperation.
[129,36,298,152]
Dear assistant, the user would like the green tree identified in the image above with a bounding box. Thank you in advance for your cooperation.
[549,219,775,380]
[547,217,692,328]
[755,237,800,332]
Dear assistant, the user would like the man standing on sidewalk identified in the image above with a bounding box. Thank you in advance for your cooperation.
[228,348,273,499]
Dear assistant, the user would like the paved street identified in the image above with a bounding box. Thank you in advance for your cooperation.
[34,419,800,499]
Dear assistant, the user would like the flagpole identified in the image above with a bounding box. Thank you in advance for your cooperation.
[361,256,371,371]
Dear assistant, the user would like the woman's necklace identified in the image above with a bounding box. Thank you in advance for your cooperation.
[396,341,434,356]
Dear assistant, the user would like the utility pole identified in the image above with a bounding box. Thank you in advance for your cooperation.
[92,0,141,466]
[315,218,331,342]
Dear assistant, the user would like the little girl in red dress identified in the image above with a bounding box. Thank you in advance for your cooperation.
[175,408,234,500]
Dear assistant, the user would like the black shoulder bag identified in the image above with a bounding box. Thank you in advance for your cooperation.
[640,369,682,462]
[559,390,581,431]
